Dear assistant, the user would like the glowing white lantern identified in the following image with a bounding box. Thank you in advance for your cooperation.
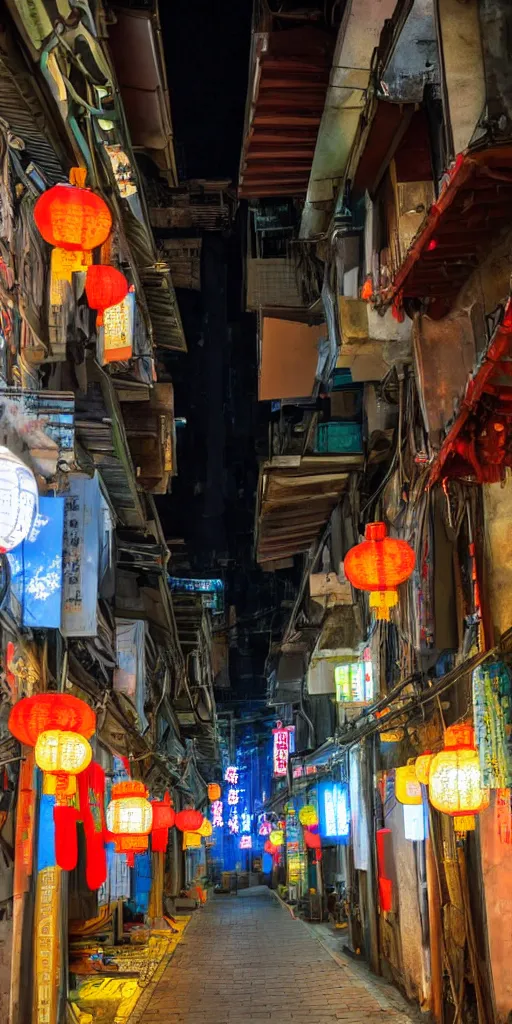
[0,447,38,552]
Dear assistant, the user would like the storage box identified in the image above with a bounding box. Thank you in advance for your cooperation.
[315,421,363,454]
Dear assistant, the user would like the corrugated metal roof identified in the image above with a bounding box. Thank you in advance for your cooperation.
[0,48,67,183]
[74,361,146,529]
[121,202,187,351]
[256,455,362,565]
[239,25,334,199]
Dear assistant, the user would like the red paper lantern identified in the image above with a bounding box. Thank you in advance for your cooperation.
[304,830,321,850]
[344,522,415,620]
[151,792,175,854]
[152,792,175,831]
[9,693,96,748]
[264,840,274,854]
[175,808,203,833]
[85,265,128,325]
[34,178,112,252]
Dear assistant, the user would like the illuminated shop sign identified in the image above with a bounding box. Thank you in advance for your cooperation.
[335,649,373,703]
[319,782,350,842]
[273,721,294,777]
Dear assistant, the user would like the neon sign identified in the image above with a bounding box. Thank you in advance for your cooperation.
[273,721,293,777]
[239,835,252,850]
[227,787,240,806]
[320,782,350,841]
[225,766,239,784]
[228,808,239,834]
[241,811,251,833]
[211,800,223,828]
[258,817,272,836]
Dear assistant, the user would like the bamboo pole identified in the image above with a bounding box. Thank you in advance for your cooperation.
[425,833,443,1022]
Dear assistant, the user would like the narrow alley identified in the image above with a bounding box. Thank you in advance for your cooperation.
[133,889,416,1024]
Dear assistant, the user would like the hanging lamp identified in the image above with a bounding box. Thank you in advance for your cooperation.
[175,808,203,833]
[304,830,321,850]
[34,168,112,252]
[415,752,434,786]
[395,764,422,805]
[429,724,489,830]
[9,694,96,872]
[344,522,415,620]
[0,447,39,552]
[298,805,318,827]
[85,264,128,325]
[107,780,153,864]
[151,792,175,853]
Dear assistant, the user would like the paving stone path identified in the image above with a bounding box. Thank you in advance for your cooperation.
[136,887,416,1024]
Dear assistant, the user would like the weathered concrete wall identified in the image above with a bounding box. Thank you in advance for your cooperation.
[437,0,486,154]
[483,477,512,643]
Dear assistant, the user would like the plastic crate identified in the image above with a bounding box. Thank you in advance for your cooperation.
[315,421,363,454]
[332,368,355,390]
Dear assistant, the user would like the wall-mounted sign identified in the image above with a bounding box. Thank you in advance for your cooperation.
[101,290,134,364]
[273,721,294,777]
[211,801,223,828]
[319,782,350,843]
[8,496,64,628]
[61,474,101,637]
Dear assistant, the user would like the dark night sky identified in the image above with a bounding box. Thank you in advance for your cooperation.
[161,0,253,181]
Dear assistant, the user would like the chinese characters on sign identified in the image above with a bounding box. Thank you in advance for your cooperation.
[240,835,252,850]
[241,811,251,833]
[227,788,239,806]
[225,766,239,784]
[62,475,100,637]
[211,801,223,828]
[228,808,239,834]
[35,866,60,1024]
[273,721,293,777]
[101,290,134,364]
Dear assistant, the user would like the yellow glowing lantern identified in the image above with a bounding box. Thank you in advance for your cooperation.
[106,780,153,837]
[269,829,284,847]
[429,724,489,830]
[395,764,422,805]
[415,752,434,786]
[183,831,202,849]
[298,805,318,827]
[198,817,213,837]
[35,729,92,775]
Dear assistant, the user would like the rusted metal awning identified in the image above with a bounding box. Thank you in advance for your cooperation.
[385,146,512,318]
[239,26,334,199]
[428,299,512,486]
[255,455,362,565]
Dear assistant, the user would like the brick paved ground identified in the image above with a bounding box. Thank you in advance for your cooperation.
[135,887,416,1024]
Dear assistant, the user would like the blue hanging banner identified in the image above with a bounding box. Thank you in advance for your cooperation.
[7,496,64,629]
[133,851,152,913]
[37,794,56,871]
